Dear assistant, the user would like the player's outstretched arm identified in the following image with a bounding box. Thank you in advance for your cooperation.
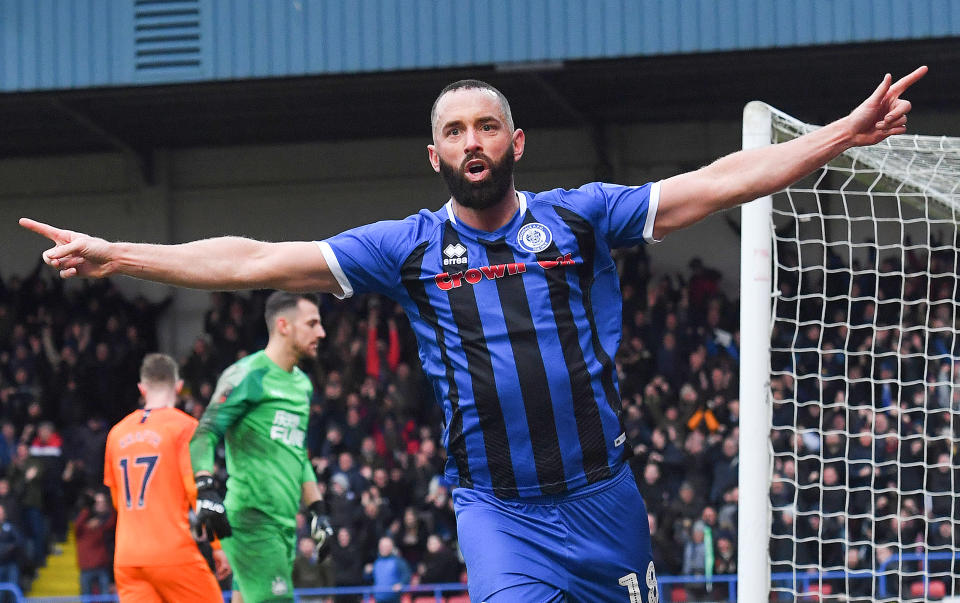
[653,66,927,240]
[18,218,341,293]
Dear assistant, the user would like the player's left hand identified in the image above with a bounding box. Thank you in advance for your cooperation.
[195,475,232,539]
[845,66,927,147]
[308,499,334,561]
[212,549,232,581]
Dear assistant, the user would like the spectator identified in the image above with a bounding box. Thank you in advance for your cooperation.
[422,483,456,544]
[634,462,668,518]
[647,512,681,577]
[417,535,460,586]
[181,336,219,398]
[74,490,115,596]
[357,495,393,564]
[7,444,44,569]
[330,528,364,603]
[327,473,360,531]
[29,422,67,544]
[365,537,411,603]
[292,536,335,601]
[681,521,709,601]
[713,530,735,574]
[709,435,738,504]
[62,417,108,490]
[395,507,428,566]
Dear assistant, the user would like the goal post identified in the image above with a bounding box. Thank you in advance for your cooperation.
[739,100,775,602]
[738,102,960,602]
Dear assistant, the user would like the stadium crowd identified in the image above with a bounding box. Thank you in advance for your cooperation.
[0,248,739,601]
[767,242,960,602]
[0,240,953,602]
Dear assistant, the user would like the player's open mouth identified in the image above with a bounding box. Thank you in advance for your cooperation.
[463,159,489,182]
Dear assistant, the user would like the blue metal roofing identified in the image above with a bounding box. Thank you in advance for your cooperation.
[2,0,959,93]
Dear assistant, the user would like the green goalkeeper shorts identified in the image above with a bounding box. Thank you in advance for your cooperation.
[221,506,297,603]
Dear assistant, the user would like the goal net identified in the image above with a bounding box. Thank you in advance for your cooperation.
[739,102,960,603]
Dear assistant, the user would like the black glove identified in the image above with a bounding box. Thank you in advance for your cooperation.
[195,475,232,539]
[308,499,334,561]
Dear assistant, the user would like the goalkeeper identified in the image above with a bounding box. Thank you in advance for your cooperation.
[189,291,333,603]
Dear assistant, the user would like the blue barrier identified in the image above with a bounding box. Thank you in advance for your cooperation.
[17,561,957,603]
[292,582,467,601]
[771,569,876,597]
[655,574,738,602]
[769,552,960,600]
[19,578,739,603]
[878,551,960,598]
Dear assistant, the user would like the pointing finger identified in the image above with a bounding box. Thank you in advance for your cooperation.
[19,218,66,242]
[888,65,928,97]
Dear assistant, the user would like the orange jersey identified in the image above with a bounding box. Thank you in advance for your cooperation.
[104,407,209,567]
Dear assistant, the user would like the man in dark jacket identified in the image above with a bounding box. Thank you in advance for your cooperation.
[7,444,44,569]
[417,535,461,585]
[292,536,335,602]
[330,527,364,603]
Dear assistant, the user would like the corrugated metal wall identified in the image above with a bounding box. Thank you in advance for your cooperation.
[2,0,959,93]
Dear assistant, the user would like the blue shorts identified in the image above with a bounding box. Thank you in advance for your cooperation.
[453,463,659,603]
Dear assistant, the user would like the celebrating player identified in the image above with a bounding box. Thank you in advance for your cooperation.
[104,353,230,602]
[24,66,925,602]
[189,291,334,603]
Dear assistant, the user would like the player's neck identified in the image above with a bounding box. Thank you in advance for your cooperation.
[142,395,175,409]
[451,187,519,232]
[264,341,297,372]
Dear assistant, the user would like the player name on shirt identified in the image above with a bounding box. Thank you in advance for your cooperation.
[117,430,162,449]
[269,409,305,447]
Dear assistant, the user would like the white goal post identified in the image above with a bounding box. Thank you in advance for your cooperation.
[739,102,960,602]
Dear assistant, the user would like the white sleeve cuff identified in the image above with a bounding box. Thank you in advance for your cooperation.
[315,241,354,299]
[643,180,663,244]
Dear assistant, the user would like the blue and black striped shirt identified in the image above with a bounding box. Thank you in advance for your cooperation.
[318,181,660,498]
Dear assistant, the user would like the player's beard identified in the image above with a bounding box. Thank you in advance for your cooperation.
[291,336,319,364]
[438,147,515,210]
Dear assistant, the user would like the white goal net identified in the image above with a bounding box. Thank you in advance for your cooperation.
[739,102,960,603]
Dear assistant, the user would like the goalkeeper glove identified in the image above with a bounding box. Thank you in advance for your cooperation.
[308,499,334,561]
[195,475,232,539]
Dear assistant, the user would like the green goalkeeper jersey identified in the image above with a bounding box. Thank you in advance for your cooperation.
[190,350,316,528]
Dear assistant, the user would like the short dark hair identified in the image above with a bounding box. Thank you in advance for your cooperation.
[140,353,179,384]
[430,79,514,134]
[264,291,319,332]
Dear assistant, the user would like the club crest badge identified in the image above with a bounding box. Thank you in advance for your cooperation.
[517,223,552,253]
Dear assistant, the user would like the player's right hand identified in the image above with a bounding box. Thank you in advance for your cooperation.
[195,475,232,539]
[18,218,115,279]
[308,500,334,561]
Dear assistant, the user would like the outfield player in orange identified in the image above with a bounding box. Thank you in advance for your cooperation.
[104,353,231,602]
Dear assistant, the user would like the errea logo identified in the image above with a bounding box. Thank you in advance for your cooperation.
[443,243,468,267]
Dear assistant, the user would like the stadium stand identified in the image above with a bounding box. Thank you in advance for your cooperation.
[2,244,749,601]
